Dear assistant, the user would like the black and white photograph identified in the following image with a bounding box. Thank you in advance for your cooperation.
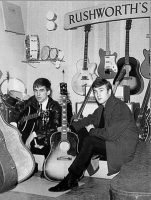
[0,1,150,199]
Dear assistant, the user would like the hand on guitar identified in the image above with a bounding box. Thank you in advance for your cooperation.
[25,131,37,149]
[10,122,17,128]
[85,124,94,132]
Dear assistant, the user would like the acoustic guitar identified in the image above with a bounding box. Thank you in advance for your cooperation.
[98,22,118,79]
[71,24,97,96]
[113,19,144,95]
[43,82,79,181]
[0,87,35,192]
[136,80,150,141]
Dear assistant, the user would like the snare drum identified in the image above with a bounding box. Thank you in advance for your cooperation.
[25,35,40,60]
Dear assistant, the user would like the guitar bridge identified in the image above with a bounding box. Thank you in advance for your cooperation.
[57,156,72,160]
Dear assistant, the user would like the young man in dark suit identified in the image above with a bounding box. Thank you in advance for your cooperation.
[10,78,62,160]
[49,77,139,192]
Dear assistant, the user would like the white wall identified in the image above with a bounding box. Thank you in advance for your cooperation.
[0,1,149,113]
[0,1,28,93]
[25,1,150,113]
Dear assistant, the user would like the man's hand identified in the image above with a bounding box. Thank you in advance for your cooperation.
[10,122,17,127]
[85,124,94,132]
[25,131,36,149]
[57,126,70,132]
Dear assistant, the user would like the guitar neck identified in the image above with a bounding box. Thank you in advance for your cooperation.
[21,113,39,123]
[125,28,130,65]
[83,24,91,71]
[138,81,150,117]
[76,86,93,119]
[83,30,89,70]
[106,22,111,55]
[61,95,67,130]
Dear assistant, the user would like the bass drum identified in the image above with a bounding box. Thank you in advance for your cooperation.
[0,78,26,95]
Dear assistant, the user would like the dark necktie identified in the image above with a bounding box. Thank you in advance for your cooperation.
[98,108,105,128]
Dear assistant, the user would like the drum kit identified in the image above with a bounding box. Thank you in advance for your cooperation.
[25,34,64,62]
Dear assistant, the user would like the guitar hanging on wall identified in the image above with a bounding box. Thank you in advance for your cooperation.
[140,49,150,79]
[44,82,79,181]
[140,34,150,79]
[98,22,118,79]
[113,19,144,95]
[71,24,97,96]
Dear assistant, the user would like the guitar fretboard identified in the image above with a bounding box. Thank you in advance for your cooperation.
[106,22,111,55]
[61,95,68,140]
[19,113,39,124]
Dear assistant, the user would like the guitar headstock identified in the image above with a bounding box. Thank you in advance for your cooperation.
[84,24,91,33]
[126,19,132,31]
[60,82,67,95]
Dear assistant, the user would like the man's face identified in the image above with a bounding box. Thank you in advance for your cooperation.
[93,85,111,106]
[33,86,50,104]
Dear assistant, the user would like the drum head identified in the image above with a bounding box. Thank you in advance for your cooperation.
[49,48,58,60]
[9,90,29,101]
[41,46,50,60]
[0,78,26,96]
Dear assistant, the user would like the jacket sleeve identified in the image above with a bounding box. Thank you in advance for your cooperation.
[71,108,100,131]
[89,103,136,141]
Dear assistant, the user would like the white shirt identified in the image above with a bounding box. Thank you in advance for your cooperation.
[40,97,49,111]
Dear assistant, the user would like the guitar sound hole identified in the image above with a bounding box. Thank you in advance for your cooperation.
[60,141,70,151]
[105,69,111,74]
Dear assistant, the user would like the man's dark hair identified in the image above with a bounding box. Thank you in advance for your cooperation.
[92,77,112,91]
[33,78,51,92]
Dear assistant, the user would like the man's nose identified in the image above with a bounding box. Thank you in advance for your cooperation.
[37,91,40,96]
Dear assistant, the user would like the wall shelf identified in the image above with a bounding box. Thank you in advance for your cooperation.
[22,59,65,68]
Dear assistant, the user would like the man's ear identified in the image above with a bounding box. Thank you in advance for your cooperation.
[109,89,112,95]
[47,90,51,96]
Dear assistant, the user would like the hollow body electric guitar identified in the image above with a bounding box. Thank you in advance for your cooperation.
[44,83,79,181]
[98,22,118,79]
[72,24,97,96]
[113,19,144,95]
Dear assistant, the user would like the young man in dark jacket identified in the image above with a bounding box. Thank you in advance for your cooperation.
[10,78,62,158]
[49,77,139,192]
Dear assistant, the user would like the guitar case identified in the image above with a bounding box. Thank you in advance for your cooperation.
[0,128,18,193]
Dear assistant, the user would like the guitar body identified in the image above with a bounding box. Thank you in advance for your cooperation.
[0,110,35,185]
[0,128,18,193]
[98,48,117,79]
[114,56,144,95]
[71,59,97,96]
[44,131,79,181]
[18,106,37,142]
[140,49,150,79]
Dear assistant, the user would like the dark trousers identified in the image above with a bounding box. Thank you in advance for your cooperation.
[69,135,106,178]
